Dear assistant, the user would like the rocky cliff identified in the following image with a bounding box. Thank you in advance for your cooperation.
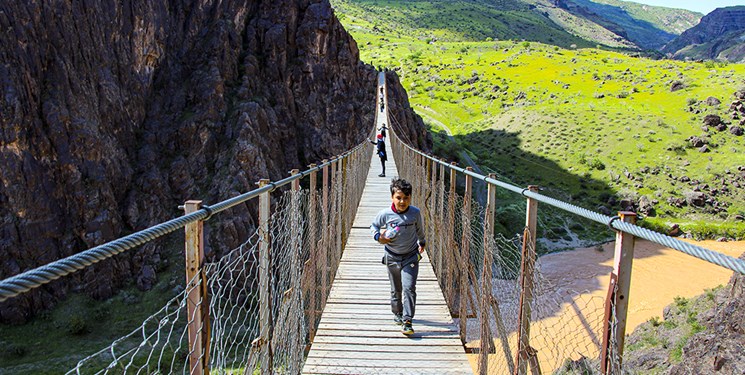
[662,6,745,62]
[0,0,430,324]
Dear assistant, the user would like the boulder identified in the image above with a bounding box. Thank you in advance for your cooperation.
[703,114,722,127]
[705,96,721,106]
[670,81,685,91]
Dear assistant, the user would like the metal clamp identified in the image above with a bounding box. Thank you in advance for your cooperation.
[201,205,214,221]
[607,216,621,231]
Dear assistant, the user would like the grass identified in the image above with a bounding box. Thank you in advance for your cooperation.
[624,286,724,372]
[335,4,745,239]
[0,238,187,374]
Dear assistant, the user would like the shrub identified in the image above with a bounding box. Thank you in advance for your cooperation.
[0,341,27,359]
[588,158,605,170]
[649,316,662,327]
[67,313,89,335]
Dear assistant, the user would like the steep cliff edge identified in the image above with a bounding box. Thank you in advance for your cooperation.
[0,0,430,323]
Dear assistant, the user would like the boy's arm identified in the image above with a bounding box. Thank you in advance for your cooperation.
[416,209,426,251]
[371,211,392,244]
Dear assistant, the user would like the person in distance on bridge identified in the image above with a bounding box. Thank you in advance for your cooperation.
[370,133,387,177]
[370,179,426,336]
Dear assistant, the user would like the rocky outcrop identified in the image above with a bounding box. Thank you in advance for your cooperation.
[668,254,745,374]
[662,6,745,62]
[0,0,430,323]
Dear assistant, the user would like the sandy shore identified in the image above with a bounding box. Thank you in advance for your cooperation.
[466,239,744,373]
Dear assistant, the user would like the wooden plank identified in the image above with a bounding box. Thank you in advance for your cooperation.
[304,357,472,368]
[302,80,472,374]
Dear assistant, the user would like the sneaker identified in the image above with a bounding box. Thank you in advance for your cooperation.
[401,320,414,335]
[378,173,385,177]
[393,314,403,325]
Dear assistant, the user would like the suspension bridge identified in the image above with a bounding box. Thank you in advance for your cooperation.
[1,72,744,375]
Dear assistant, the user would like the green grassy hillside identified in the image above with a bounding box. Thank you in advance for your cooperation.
[335,3,745,240]
[332,0,594,47]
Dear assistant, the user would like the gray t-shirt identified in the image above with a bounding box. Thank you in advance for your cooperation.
[370,205,426,255]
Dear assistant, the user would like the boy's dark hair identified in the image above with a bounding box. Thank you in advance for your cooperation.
[390,179,412,196]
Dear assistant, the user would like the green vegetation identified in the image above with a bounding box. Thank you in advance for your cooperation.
[0,239,187,374]
[335,1,745,239]
[332,0,593,47]
[625,286,723,371]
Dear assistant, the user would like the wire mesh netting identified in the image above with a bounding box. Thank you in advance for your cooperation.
[67,144,371,374]
[391,133,622,375]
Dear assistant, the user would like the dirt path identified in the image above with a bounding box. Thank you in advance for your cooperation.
[466,239,744,373]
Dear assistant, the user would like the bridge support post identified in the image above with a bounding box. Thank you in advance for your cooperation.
[446,163,457,308]
[601,212,637,374]
[478,174,497,374]
[321,160,329,308]
[437,160,446,279]
[258,179,273,375]
[458,167,473,342]
[289,169,302,372]
[515,185,539,375]
[184,200,210,375]
[330,158,338,282]
[307,164,318,343]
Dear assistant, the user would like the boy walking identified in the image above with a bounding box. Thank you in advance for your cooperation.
[370,179,426,335]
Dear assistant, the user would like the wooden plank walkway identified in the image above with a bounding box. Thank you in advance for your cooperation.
[301,74,473,375]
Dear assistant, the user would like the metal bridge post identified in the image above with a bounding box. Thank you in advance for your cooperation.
[478,174,497,374]
[307,164,318,343]
[257,179,273,375]
[458,167,473,342]
[601,212,637,374]
[184,200,210,375]
[515,185,540,375]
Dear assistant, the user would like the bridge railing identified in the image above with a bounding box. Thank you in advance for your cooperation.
[387,119,745,375]
[1,134,372,374]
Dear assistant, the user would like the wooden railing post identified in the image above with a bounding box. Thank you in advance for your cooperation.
[515,185,539,375]
[184,200,210,375]
[601,212,637,374]
[446,163,457,304]
[479,174,497,374]
[257,179,273,375]
[330,157,338,279]
[459,167,473,342]
[289,170,302,372]
[321,160,329,306]
[437,160,446,278]
[307,164,318,343]
[337,157,344,263]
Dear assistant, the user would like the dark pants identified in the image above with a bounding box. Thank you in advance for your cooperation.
[385,251,420,321]
[379,158,386,175]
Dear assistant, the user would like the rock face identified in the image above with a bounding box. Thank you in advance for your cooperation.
[668,255,745,374]
[662,6,745,62]
[0,0,430,323]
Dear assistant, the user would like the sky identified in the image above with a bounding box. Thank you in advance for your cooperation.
[632,0,745,14]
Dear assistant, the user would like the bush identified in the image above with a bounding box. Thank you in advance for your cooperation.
[67,313,89,335]
[588,158,605,170]
[0,341,27,359]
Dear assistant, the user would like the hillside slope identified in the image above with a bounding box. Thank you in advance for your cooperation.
[553,0,700,50]
[333,0,701,52]
[662,6,745,62]
[335,4,745,240]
